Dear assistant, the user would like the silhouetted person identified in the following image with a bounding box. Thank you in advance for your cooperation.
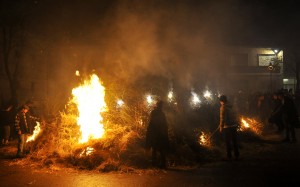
[269,92,284,133]
[277,91,299,143]
[219,95,240,161]
[0,105,14,145]
[15,105,39,158]
[146,100,169,169]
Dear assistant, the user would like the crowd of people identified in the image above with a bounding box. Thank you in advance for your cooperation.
[0,88,299,167]
[146,88,300,168]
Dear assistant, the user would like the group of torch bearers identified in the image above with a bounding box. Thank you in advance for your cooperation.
[145,88,300,167]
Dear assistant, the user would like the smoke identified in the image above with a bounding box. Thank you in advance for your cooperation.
[91,0,231,88]
[27,0,254,99]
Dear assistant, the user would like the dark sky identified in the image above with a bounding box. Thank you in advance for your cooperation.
[1,0,300,93]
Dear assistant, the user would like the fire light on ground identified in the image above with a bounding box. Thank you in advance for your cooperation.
[72,74,107,143]
[27,122,41,142]
[239,116,263,135]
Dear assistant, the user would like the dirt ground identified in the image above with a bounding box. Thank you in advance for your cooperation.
[1,126,300,187]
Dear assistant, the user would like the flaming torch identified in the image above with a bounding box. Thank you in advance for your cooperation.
[72,74,107,143]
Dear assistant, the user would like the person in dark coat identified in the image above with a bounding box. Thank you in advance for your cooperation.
[219,95,240,161]
[15,105,39,157]
[269,92,284,133]
[146,100,169,169]
[1,105,14,145]
[277,91,299,143]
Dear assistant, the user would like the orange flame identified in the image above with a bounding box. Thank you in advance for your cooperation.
[26,122,41,142]
[199,131,212,147]
[239,117,263,135]
[72,74,107,143]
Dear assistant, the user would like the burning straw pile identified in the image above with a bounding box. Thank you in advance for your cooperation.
[20,73,212,172]
[19,74,153,172]
[19,74,260,172]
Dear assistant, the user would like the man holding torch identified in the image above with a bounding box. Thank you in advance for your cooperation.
[219,95,240,161]
[14,105,39,158]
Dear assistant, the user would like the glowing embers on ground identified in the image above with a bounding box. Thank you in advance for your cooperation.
[72,74,107,143]
[27,122,41,142]
[239,116,263,135]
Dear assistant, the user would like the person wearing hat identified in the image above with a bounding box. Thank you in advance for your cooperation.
[219,95,240,161]
[14,105,38,157]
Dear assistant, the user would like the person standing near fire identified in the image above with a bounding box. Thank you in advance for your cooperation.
[0,104,14,145]
[276,90,299,143]
[14,105,39,158]
[219,95,240,161]
[146,100,169,169]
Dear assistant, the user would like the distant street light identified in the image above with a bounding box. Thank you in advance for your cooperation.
[271,48,281,55]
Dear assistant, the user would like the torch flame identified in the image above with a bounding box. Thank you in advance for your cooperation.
[241,118,250,128]
[26,122,41,142]
[72,74,107,143]
[198,131,212,147]
[240,116,263,135]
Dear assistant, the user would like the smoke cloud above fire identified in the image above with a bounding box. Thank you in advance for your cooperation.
[27,0,257,96]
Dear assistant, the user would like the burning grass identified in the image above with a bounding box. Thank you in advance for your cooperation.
[12,98,220,172]
[5,75,270,173]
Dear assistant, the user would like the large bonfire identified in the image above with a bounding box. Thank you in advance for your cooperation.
[71,74,107,143]
[12,73,269,172]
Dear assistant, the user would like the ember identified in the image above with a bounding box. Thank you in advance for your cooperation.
[72,74,107,143]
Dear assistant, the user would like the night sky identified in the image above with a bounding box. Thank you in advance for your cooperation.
[1,0,300,96]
